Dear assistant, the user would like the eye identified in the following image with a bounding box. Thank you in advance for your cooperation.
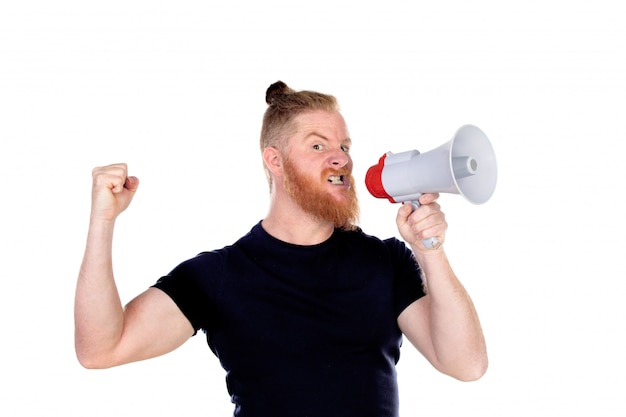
[312,144,323,151]
[341,144,350,153]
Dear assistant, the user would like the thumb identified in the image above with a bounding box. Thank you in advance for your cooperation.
[397,202,412,218]
[395,202,413,227]
[124,176,140,193]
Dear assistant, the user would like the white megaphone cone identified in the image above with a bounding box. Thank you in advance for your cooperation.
[365,124,497,248]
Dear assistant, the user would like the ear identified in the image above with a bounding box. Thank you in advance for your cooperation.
[263,146,284,176]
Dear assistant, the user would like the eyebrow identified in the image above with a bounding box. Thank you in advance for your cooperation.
[304,132,352,145]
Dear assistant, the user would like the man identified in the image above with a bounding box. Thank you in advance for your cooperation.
[75,81,487,417]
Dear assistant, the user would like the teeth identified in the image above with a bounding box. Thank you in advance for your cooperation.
[328,175,344,185]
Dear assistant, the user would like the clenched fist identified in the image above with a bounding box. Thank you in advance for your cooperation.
[90,163,139,223]
[395,193,447,251]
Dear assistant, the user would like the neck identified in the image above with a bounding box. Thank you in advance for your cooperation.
[262,195,335,246]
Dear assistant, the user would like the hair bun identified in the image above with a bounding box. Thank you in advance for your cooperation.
[265,81,291,105]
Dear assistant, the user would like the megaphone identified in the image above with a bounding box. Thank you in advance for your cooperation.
[365,124,497,248]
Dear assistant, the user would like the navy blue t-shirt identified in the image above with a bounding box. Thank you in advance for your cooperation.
[153,222,425,417]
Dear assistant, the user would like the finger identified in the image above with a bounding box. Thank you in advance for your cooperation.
[93,164,129,194]
[108,171,128,194]
[419,215,447,243]
[411,203,445,231]
[418,193,440,205]
[408,201,441,222]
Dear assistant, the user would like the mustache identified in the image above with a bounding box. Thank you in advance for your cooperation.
[322,167,352,178]
[322,167,353,187]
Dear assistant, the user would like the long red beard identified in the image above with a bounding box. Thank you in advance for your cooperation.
[283,157,359,230]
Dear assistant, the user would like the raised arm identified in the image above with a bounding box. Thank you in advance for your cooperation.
[74,163,194,369]
[396,193,488,381]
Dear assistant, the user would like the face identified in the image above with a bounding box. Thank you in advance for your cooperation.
[281,110,359,229]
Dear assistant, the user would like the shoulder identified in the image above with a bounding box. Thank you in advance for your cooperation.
[169,223,265,274]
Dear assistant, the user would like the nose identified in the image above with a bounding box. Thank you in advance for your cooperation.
[329,149,350,168]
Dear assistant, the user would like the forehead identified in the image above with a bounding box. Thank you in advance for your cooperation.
[292,110,350,140]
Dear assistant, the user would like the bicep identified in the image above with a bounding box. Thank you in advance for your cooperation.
[114,287,195,366]
[397,295,440,368]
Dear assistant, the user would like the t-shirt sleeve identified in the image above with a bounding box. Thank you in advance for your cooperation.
[152,253,218,334]
[384,237,426,317]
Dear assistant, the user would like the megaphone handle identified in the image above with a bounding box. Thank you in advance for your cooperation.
[408,199,440,249]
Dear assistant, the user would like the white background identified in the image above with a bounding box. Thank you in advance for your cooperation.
[1,1,625,416]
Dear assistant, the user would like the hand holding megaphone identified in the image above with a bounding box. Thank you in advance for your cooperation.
[365,125,497,249]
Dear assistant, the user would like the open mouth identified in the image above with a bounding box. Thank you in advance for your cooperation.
[328,175,345,185]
